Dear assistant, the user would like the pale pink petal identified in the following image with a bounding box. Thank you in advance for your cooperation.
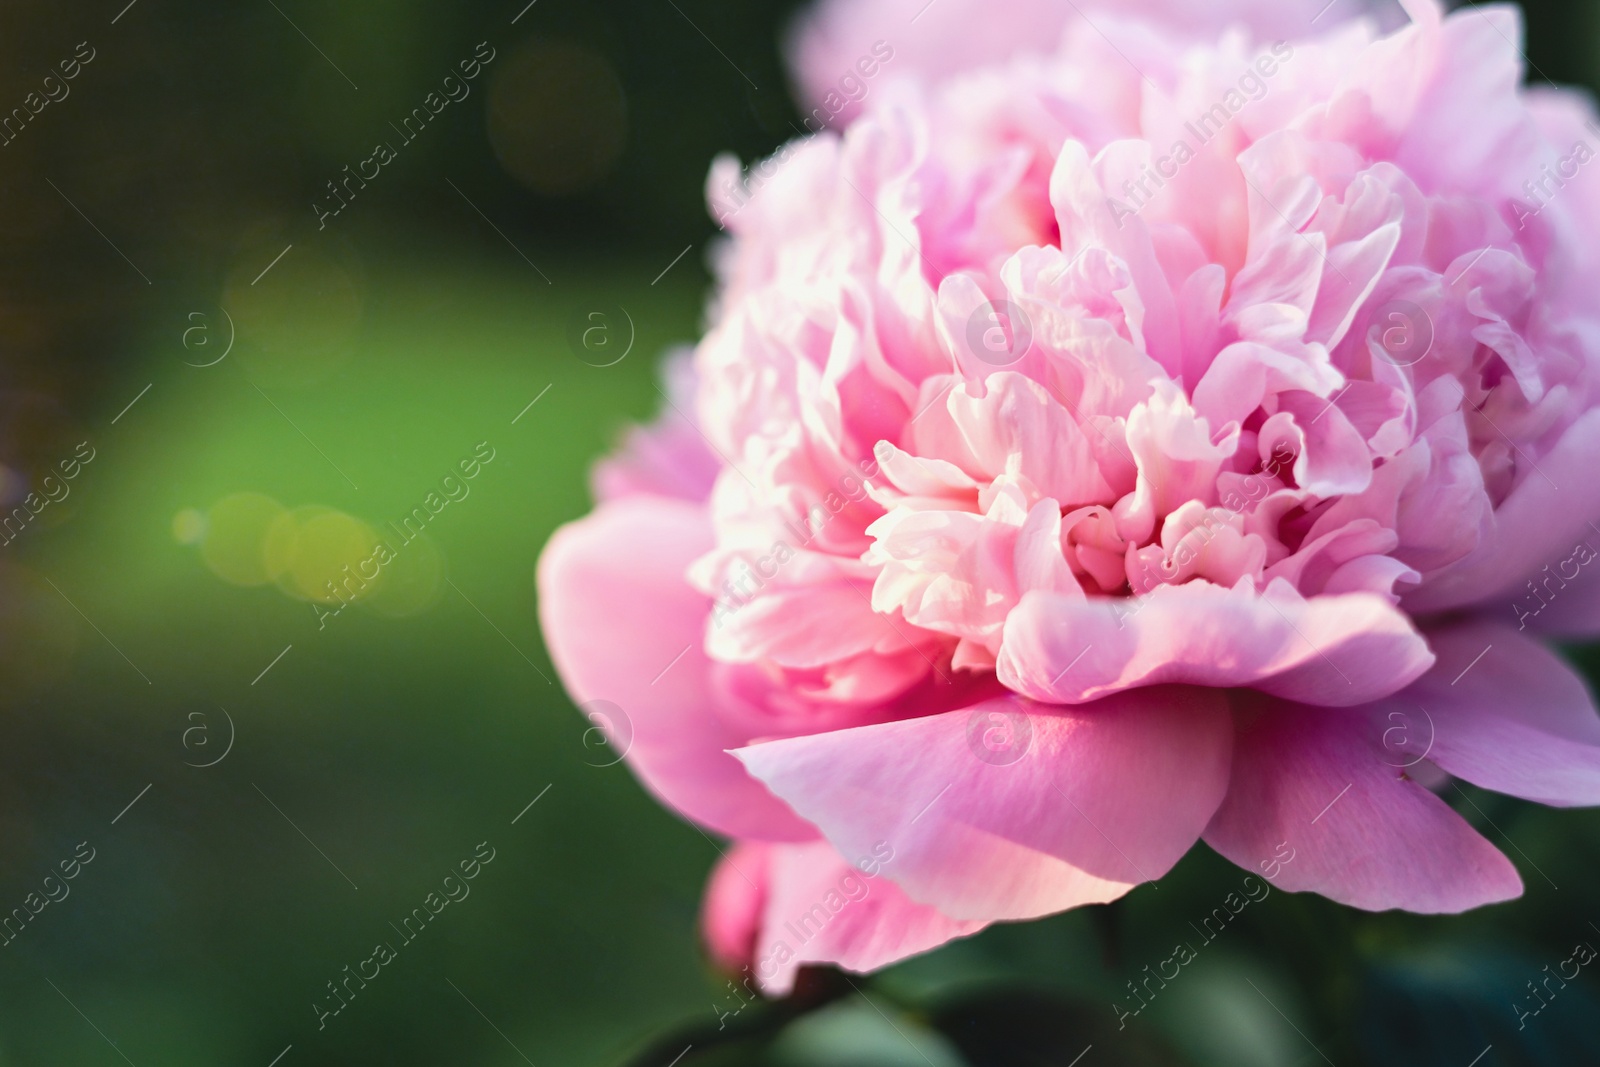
[1275,391,1376,498]
[1265,518,1401,596]
[997,579,1434,707]
[1406,409,1600,619]
[1192,341,1344,430]
[788,0,1400,131]
[706,555,919,670]
[592,350,720,503]
[1118,382,1240,542]
[538,498,815,841]
[909,372,1114,507]
[734,689,1233,922]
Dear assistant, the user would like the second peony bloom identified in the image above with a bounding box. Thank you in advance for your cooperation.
[540,0,1600,994]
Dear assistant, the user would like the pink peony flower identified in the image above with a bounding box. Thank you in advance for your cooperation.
[539,0,1600,993]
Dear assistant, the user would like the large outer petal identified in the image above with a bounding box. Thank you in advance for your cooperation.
[1376,620,1600,807]
[734,689,1233,922]
[1204,699,1523,913]
[537,497,814,841]
[997,580,1434,708]
[1403,408,1600,624]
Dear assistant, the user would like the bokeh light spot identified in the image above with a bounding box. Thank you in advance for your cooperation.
[198,492,287,587]
[367,530,445,618]
[172,507,207,545]
[488,39,628,196]
[281,509,383,605]
[264,504,336,600]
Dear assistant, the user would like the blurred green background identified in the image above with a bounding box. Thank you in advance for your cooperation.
[2,1,1600,1064]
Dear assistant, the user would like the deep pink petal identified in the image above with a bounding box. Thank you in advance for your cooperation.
[702,841,777,973]
[751,841,989,995]
[1204,699,1523,913]
[1507,527,1600,639]
[1378,620,1600,807]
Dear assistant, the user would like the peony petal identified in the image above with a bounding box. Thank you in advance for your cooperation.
[1118,381,1240,543]
[907,372,1114,507]
[1277,391,1376,498]
[734,689,1233,922]
[751,840,990,995]
[997,579,1434,707]
[1192,341,1344,430]
[592,349,721,504]
[1377,620,1600,807]
[702,841,778,973]
[538,497,815,841]
[1405,408,1600,621]
[1204,698,1524,913]
[707,556,920,670]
